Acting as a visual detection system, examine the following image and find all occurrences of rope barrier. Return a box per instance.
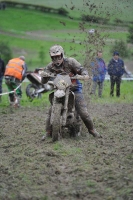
[0,82,23,96]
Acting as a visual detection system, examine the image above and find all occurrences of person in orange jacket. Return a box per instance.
[4,56,27,106]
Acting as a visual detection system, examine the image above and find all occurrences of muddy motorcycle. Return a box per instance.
[26,69,47,101]
[42,73,88,142]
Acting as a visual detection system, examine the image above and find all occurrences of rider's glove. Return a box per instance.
[34,68,40,73]
[40,71,49,77]
[83,75,89,81]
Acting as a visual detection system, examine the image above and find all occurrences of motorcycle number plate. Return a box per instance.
[54,90,65,98]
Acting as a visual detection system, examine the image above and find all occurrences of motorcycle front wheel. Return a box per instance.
[52,103,62,142]
[26,83,41,101]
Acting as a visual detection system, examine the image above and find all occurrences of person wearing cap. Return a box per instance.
[107,51,126,97]
[4,56,27,106]
[90,50,107,97]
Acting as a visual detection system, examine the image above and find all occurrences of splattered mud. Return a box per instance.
[0,103,133,200]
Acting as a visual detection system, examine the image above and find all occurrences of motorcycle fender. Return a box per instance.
[49,92,54,104]
[54,89,65,98]
[27,73,42,85]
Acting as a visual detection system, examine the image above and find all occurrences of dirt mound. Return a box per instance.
[0,103,133,200]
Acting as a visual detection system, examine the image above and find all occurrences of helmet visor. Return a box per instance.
[51,55,63,66]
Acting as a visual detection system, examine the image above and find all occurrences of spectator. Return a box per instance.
[4,56,27,107]
[0,2,6,10]
[90,50,107,97]
[0,55,5,102]
[108,51,126,97]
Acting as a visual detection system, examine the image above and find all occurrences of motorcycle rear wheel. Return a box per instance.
[52,103,62,142]
[26,83,41,101]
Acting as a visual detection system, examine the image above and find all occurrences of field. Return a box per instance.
[0,7,132,70]
[0,1,133,199]
[8,0,133,21]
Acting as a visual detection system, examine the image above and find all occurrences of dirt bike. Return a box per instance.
[42,72,88,142]
[26,68,48,101]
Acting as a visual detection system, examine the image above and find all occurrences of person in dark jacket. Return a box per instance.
[90,51,107,97]
[0,56,5,102]
[41,45,101,140]
[108,51,126,97]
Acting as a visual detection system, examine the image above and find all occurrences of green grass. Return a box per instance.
[10,0,133,22]
[106,32,128,41]
[0,6,132,79]
[0,7,130,68]
[0,80,133,110]
[0,30,114,67]
[0,8,81,32]
[53,31,127,41]
[0,6,132,64]
[88,80,133,104]
[0,81,50,108]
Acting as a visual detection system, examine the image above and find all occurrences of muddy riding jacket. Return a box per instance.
[44,57,88,93]
[108,58,125,77]
[4,58,27,81]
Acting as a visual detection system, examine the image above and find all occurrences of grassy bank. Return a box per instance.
[0,7,131,69]
[7,0,133,22]
[1,81,133,109]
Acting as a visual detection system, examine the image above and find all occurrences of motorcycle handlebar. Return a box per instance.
[71,75,90,80]
[42,73,90,81]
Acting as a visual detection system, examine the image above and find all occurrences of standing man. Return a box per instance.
[4,56,27,107]
[90,50,107,97]
[0,55,5,102]
[41,45,101,140]
[108,51,125,97]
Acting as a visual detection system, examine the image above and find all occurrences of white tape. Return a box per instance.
[0,82,22,96]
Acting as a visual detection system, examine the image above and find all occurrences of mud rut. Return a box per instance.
[0,103,133,200]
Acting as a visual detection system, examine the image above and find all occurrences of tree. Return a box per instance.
[127,25,133,44]
[110,40,129,58]
[0,42,12,64]
[58,8,68,16]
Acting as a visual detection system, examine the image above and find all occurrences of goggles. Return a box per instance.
[51,55,62,61]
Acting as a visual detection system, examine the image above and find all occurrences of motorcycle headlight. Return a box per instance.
[54,89,65,98]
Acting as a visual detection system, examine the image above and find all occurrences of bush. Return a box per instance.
[0,42,12,64]
[110,40,130,58]
[81,14,109,24]
[58,8,68,16]
[114,18,123,24]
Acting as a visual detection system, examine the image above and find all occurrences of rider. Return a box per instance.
[41,45,101,140]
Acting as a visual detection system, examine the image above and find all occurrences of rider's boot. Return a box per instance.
[89,129,102,138]
[42,131,52,141]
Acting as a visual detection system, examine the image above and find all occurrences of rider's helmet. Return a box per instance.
[49,45,64,67]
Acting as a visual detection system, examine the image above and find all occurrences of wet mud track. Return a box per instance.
[0,103,133,200]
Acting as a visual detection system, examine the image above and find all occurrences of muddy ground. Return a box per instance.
[0,102,133,200]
